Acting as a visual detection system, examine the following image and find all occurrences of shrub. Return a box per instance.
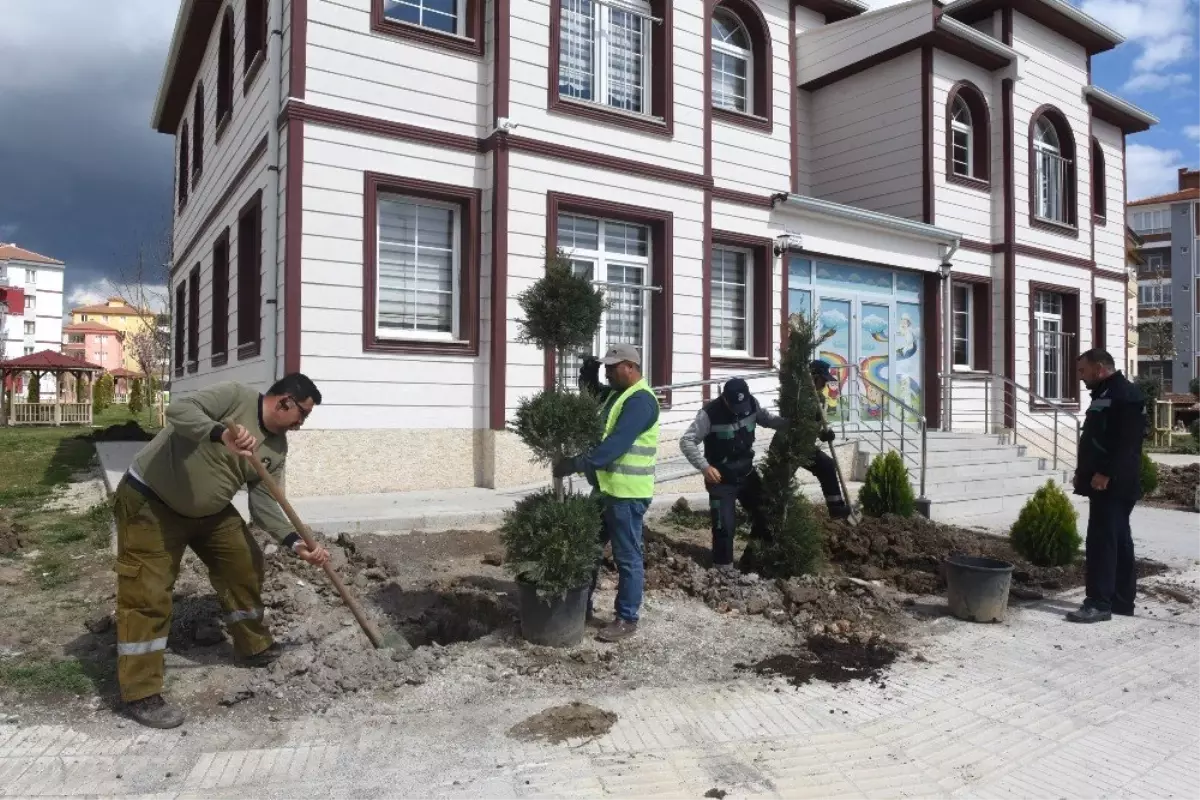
[128,378,144,416]
[509,388,603,469]
[740,495,824,579]
[515,248,606,376]
[1140,451,1159,496]
[92,374,114,412]
[501,489,603,599]
[858,451,916,518]
[27,377,40,403]
[1010,480,1081,567]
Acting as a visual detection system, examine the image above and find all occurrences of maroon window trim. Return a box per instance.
[951,274,993,372]
[370,0,485,56]
[945,80,990,189]
[1091,137,1107,225]
[211,228,231,367]
[177,122,189,212]
[1028,105,1079,236]
[187,264,201,373]
[191,84,205,188]
[236,190,264,360]
[173,282,186,377]
[710,0,773,133]
[547,0,674,137]
[709,231,772,369]
[1028,280,1081,409]
[543,192,673,400]
[362,173,482,356]
[216,9,234,137]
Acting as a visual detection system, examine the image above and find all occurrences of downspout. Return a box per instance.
[264,0,285,381]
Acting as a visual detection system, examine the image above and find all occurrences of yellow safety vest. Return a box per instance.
[596,378,660,499]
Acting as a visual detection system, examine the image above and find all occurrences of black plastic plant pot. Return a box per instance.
[944,554,1015,623]
[517,579,589,647]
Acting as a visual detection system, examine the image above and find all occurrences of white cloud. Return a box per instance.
[1185,125,1200,141]
[1080,0,1198,93]
[67,278,167,315]
[1126,143,1187,200]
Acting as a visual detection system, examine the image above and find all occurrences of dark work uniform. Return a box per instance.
[680,397,785,565]
[1073,370,1147,615]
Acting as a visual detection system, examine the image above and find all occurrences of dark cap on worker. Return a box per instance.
[810,359,834,380]
[721,378,754,415]
[601,343,642,366]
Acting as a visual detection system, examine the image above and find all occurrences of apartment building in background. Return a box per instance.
[0,243,66,396]
[66,296,159,374]
[1129,167,1200,394]
[151,0,1155,498]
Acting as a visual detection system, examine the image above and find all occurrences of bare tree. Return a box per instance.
[110,225,173,420]
[1137,263,1175,393]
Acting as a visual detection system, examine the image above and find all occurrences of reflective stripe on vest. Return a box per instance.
[595,378,660,498]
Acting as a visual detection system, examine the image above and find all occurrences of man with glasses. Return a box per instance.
[112,373,330,728]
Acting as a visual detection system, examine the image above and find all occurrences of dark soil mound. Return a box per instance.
[508,702,617,743]
[737,634,898,687]
[0,516,24,555]
[1148,463,1199,512]
[824,514,1167,596]
[88,421,154,442]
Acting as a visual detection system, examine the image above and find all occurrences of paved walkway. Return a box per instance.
[5,468,1200,797]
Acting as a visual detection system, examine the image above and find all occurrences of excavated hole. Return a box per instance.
[375,585,517,648]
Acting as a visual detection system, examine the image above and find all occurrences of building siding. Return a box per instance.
[932,50,996,243]
[1092,118,1126,272]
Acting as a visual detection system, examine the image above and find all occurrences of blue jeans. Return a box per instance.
[588,496,651,623]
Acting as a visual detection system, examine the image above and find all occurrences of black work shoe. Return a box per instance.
[1066,604,1112,623]
[596,619,638,643]
[125,694,185,729]
[1112,607,1135,617]
[240,642,285,668]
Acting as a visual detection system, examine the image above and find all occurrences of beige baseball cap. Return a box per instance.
[601,343,642,366]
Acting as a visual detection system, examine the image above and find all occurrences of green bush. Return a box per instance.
[501,489,603,599]
[740,495,824,579]
[509,388,603,469]
[1191,419,1199,442]
[515,248,606,366]
[1140,451,1159,496]
[27,377,40,403]
[1009,480,1081,567]
[858,451,916,518]
[92,374,114,412]
[128,378,144,415]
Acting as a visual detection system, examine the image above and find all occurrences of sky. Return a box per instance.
[0,0,1197,315]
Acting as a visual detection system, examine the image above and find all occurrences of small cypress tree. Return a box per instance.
[27,376,40,403]
[93,374,115,413]
[128,378,144,415]
[858,450,916,518]
[1139,451,1159,496]
[1010,480,1081,567]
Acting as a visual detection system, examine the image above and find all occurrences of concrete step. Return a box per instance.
[922,457,1057,483]
[923,470,1068,501]
[928,475,1073,522]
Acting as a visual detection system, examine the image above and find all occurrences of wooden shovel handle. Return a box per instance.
[222,420,384,648]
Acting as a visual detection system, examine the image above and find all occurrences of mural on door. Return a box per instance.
[788,258,924,426]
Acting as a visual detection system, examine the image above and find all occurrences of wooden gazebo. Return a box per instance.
[0,350,104,426]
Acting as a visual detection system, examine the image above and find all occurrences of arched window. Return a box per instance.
[1091,137,1107,223]
[710,1,772,129]
[245,0,267,74]
[216,9,234,125]
[1030,108,1076,228]
[945,82,989,184]
[178,122,189,211]
[192,84,204,186]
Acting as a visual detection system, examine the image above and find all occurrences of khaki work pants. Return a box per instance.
[112,478,272,701]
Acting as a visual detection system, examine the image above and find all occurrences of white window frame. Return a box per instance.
[1033,118,1070,225]
[558,0,654,117]
[711,7,753,115]
[25,295,35,312]
[374,192,462,343]
[1034,290,1065,401]
[382,0,466,37]
[951,283,973,370]
[558,212,653,383]
[710,245,753,357]
[23,346,34,356]
[25,269,36,285]
[950,95,973,177]
[24,320,36,336]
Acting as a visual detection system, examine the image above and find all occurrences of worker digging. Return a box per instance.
[111,373,330,729]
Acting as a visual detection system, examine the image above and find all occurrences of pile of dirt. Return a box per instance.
[507,701,617,744]
[1149,463,1199,512]
[87,421,154,442]
[642,534,903,639]
[0,516,24,556]
[736,633,899,688]
[824,514,1167,596]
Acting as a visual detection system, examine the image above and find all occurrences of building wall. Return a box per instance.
[931,50,997,244]
[1170,200,1197,392]
[1092,119,1126,272]
[0,258,65,395]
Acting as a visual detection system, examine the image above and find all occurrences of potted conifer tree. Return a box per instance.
[501,249,607,646]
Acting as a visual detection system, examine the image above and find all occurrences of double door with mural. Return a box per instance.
[787,258,925,427]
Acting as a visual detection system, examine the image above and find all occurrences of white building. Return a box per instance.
[151,0,1156,502]
[0,243,66,396]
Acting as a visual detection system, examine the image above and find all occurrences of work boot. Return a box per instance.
[125,694,185,729]
[596,619,638,643]
[828,501,852,521]
[1066,603,1111,623]
[240,642,286,668]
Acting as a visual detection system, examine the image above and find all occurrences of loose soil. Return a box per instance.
[0,515,24,556]
[1145,463,1199,512]
[507,701,617,744]
[736,634,899,688]
[824,513,1169,596]
[86,421,155,442]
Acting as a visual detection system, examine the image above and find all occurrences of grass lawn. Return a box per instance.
[0,404,161,697]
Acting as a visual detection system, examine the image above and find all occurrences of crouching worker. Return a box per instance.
[112,374,331,728]
[679,379,785,570]
[807,360,852,520]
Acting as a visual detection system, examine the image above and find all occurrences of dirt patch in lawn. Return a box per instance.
[507,701,617,744]
[0,515,25,555]
[1145,464,1199,512]
[823,514,1168,596]
[86,421,155,442]
[736,634,899,688]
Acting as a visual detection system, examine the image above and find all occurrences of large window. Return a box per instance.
[244,0,266,74]
[192,84,204,186]
[236,192,263,359]
[363,174,481,355]
[952,283,972,368]
[711,8,751,114]
[211,229,230,365]
[1131,209,1170,234]
[373,0,484,55]
[946,82,989,184]
[177,123,189,211]
[383,0,461,35]
[1031,109,1076,229]
[1139,282,1170,307]
[173,283,185,377]
[711,246,751,354]
[1031,287,1079,404]
[187,264,200,372]
[216,9,233,127]
[950,96,972,177]
[557,212,652,385]
[1091,138,1106,223]
[559,0,650,114]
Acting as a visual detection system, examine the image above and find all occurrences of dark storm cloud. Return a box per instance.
[0,1,179,305]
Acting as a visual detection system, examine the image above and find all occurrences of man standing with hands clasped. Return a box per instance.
[1070,349,1148,623]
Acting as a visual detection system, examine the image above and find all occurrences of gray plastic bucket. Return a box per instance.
[944,555,1015,623]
